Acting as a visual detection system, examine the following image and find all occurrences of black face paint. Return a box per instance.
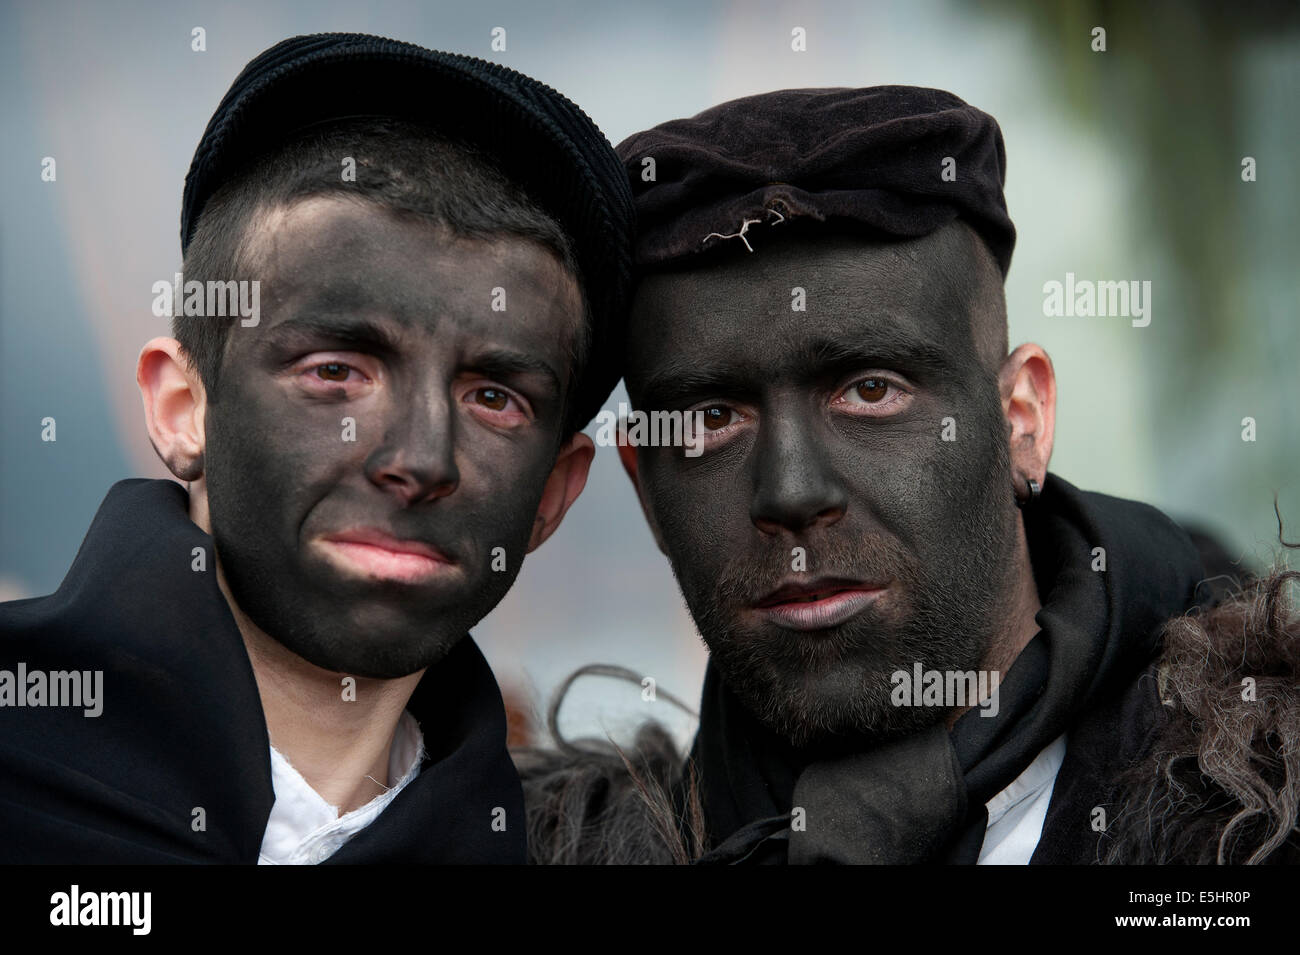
[203,196,580,678]
[625,228,1021,747]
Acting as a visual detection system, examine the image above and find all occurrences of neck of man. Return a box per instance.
[190,483,423,815]
[944,519,1041,729]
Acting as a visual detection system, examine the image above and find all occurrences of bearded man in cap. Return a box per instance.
[520,86,1299,865]
[0,33,633,864]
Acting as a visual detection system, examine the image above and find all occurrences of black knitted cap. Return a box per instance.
[182,32,634,429]
[615,86,1015,276]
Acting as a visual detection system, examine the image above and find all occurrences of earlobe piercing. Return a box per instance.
[1014,477,1041,509]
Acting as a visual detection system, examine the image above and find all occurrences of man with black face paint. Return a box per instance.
[592,87,1216,864]
[0,34,633,864]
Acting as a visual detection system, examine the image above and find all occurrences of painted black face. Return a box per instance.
[625,226,1021,747]
[203,196,580,678]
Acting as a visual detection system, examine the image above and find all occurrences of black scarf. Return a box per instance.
[688,474,1204,864]
[0,479,525,864]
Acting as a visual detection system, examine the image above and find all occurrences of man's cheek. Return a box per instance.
[647,479,731,584]
[858,415,997,515]
[463,448,553,552]
[212,424,340,507]
[814,439,935,544]
[206,408,338,545]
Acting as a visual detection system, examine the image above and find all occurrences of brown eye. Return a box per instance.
[701,405,732,431]
[317,362,350,382]
[475,387,510,412]
[856,378,889,402]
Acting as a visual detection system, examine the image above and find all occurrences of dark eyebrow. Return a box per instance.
[465,347,564,396]
[796,333,953,376]
[638,329,953,409]
[638,361,757,409]
[263,314,405,354]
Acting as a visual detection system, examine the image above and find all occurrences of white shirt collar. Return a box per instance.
[977,732,1068,864]
[258,709,425,865]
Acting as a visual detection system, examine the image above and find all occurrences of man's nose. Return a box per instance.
[749,409,848,536]
[365,387,460,505]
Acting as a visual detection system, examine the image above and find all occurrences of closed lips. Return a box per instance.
[323,529,448,561]
[756,578,882,607]
[317,529,456,585]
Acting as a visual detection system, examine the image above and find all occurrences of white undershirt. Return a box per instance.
[257,710,426,865]
[977,733,1068,864]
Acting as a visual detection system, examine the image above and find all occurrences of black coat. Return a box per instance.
[0,479,525,864]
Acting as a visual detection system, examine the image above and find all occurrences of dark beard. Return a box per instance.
[673,438,1019,749]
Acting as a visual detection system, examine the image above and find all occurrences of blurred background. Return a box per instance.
[2,0,1297,749]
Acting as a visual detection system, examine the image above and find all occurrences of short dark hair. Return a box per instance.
[175,116,590,432]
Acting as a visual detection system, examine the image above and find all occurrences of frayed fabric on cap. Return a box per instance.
[615,86,1015,275]
[182,32,634,428]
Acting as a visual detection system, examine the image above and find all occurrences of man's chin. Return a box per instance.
[729,666,950,749]
[287,634,460,680]
[269,623,464,680]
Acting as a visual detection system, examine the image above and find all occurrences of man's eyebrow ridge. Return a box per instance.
[466,347,564,393]
[797,332,953,373]
[264,313,406,352]
[637,359,755,406]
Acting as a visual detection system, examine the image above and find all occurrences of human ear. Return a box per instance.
[997,343,1056,492]
[526,431,595,552]
[137,337,207,481]
[616,427,668,556]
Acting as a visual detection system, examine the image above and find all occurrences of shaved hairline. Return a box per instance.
[940,219,1008,374]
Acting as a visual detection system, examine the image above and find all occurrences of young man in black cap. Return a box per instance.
[0,33,632,864]
[523,86,1297,865]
